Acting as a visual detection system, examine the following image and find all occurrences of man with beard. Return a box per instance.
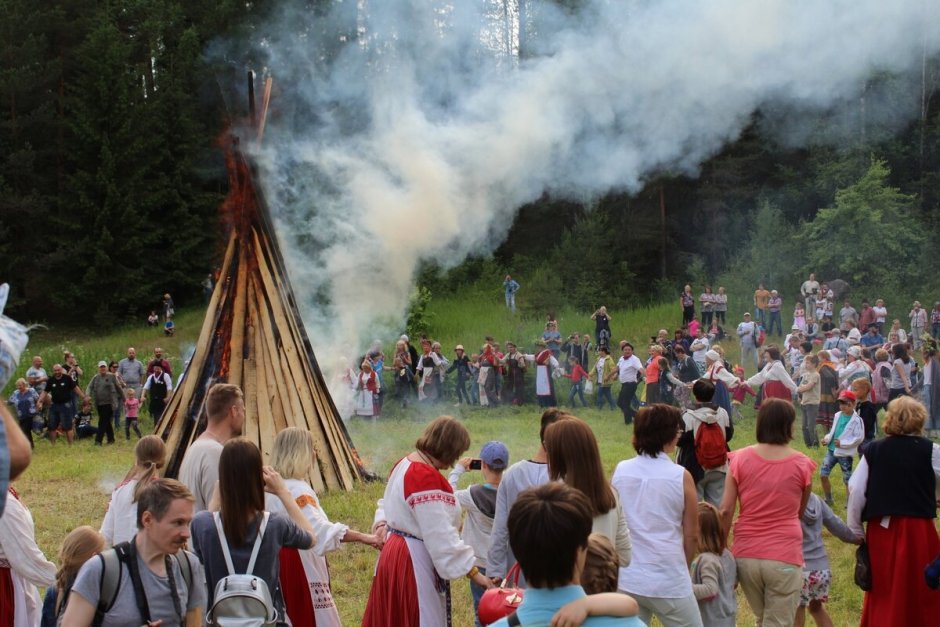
[43,363,86,445]
[177,384,245,512]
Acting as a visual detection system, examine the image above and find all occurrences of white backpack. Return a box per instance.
[206,511,278,627]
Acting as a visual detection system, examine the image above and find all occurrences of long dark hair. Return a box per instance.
[892,342,910,364]
[544,418,616,516]
[219,439,265,546]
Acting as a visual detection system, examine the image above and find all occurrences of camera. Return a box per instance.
[469,459,482,470]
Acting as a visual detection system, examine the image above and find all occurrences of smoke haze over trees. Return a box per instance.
[1,1,940,338]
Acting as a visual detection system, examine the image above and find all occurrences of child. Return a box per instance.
[468,354,481,405]
[549,533,642,626]
[820,389,864,506]
[691,502,736,626]
[449,441,510,627]
[796,354,821,448]
[41,526,105,626]
[730,366,756,423]
[392,356,413,409]
[146,310,158,326]
[74,398,97,439]
[124,388,143,440]
[794,302,807,332]
[563,355,590,407]
[795,494,863,627]
[446,345,472,405]
[850,378,878,454]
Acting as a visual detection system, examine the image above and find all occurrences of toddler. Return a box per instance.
[124,388,143,439]
[795,493,863,626]
[691,502,737,626]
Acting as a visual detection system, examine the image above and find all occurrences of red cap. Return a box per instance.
[838,390,856,402]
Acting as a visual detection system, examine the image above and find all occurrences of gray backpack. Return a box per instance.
[206,511,278,627]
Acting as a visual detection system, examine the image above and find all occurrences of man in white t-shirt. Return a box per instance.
[177,383,246,511]
[617,343,644,425]
[801,273,820,319]
[689,328,710,374]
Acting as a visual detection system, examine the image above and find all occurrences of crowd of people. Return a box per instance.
[8,347,178,448]
[2,274,940,626]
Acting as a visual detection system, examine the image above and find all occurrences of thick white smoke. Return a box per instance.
[246,0,940,378]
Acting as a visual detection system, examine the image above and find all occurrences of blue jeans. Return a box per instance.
[768,310,782,335]
[756,307,768,328]
[596,385,616,409]
[505,292,516,312]
[567,380,587,407]
[820,450,853,484]
[470,566,487,627]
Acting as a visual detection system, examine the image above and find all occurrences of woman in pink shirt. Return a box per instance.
[719,399,816,626]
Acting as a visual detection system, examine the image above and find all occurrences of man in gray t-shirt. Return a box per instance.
[62,479,206,626]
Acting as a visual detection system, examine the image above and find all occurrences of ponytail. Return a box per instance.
[131,435,166,502]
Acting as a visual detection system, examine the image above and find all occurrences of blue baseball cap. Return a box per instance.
[479,441,510,470]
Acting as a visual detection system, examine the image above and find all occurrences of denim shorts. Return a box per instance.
[820,450,853,479]
[48,402,74,431]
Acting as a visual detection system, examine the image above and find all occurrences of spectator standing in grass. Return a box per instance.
[872,299,888,333]
[544,418,633,567]
[177,383,245,512]
[888,342,914,400]
[140,362,173,423]
[162,293,174,320]
[123,388,143,439]
[501,341,527,406]
[592,307,613,350]
[753,283,771,329]
[700,286,715,328]
[796,354,821,448]
[617,344,644,425]
[447,344,472,406]
[8,378,40,448]
[714,287,728,325]
[613,404,702,626]
[800,274,820,322]
[681,286,695,327]
[488,409,569,585]
[564,355,591,407]
[931,302,940,340]
[736,313,759,372]
[718,399,816,627]
[593,346,618,411]
[503,275,520,313]
[909,300,927,350]
[147,347,172,378]
[100,435,166,546]
[847,396,940,626]
[268,428,380,627]
[449,441,510,627]
[26,356,47,397]
[766,290,783,337]
[86,360,123,446]
[43,363,85,445]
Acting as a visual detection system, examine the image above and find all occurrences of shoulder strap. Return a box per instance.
[116,541,151,625]
[214,511,269,576]
[247,512,269,575]
[92,549,123,627]
[507,612,522,626]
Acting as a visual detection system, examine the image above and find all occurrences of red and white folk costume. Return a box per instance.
[0,488,56,626]
[266,478,346,627]
[354,369,380,417]
[362,458,476,627]
[533,349,558,403]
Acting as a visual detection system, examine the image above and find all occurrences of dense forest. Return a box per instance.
[2,1,939,325]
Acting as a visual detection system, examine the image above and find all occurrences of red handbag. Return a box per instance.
[477,563,525,626]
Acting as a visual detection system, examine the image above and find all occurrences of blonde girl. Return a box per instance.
[43,526,105,623]
[267,427,379,627]
[99,435,165,545]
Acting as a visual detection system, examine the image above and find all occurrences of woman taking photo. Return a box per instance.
[847,396,940,626]
[612,404,701,626]
[719,398,816,626]
[544,418,632,567]
[100,435,165,546]
[266,428,380,627]
[190,439,316,626]
[363,416,493,626]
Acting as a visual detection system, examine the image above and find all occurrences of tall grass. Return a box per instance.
[8,297,900,626]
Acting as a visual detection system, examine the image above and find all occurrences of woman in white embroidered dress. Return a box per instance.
[363,416,494,626]
[266,428,381,627]
[0,487,56,626]
[99,435,165,546]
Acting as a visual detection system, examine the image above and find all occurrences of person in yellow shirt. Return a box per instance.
[753,282,771,328]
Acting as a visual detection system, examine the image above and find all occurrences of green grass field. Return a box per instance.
[6,299,876,626]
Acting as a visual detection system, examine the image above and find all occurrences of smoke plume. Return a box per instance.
[244,0,940,372]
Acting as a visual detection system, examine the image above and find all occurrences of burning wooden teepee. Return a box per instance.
[157,77,365,492]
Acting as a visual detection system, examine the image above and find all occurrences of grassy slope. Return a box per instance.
[10,300,879,626]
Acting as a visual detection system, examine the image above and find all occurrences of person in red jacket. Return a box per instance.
[563,356,590,407]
